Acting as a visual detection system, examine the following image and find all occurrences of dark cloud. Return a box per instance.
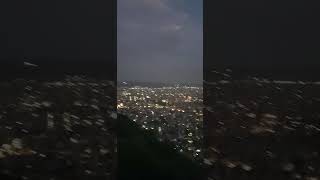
[205,0,320,70]
[0,0,115,60]
[0,0,116,80]
[118,0,202,83]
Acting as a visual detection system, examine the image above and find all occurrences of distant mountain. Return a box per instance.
[205,65,320,81]
[0,58,115,81]
[117,81,202,88]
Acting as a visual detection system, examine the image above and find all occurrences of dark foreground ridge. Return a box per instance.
[117,114,204,180]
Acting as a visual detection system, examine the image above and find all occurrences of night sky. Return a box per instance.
[205,0,320,80]
[2,0,319,81]
[0,0,116,80]
[118,0,203,83]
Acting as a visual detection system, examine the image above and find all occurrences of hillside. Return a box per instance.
[117,114,204,180]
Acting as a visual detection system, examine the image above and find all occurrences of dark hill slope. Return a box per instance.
[117,114,204,180]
